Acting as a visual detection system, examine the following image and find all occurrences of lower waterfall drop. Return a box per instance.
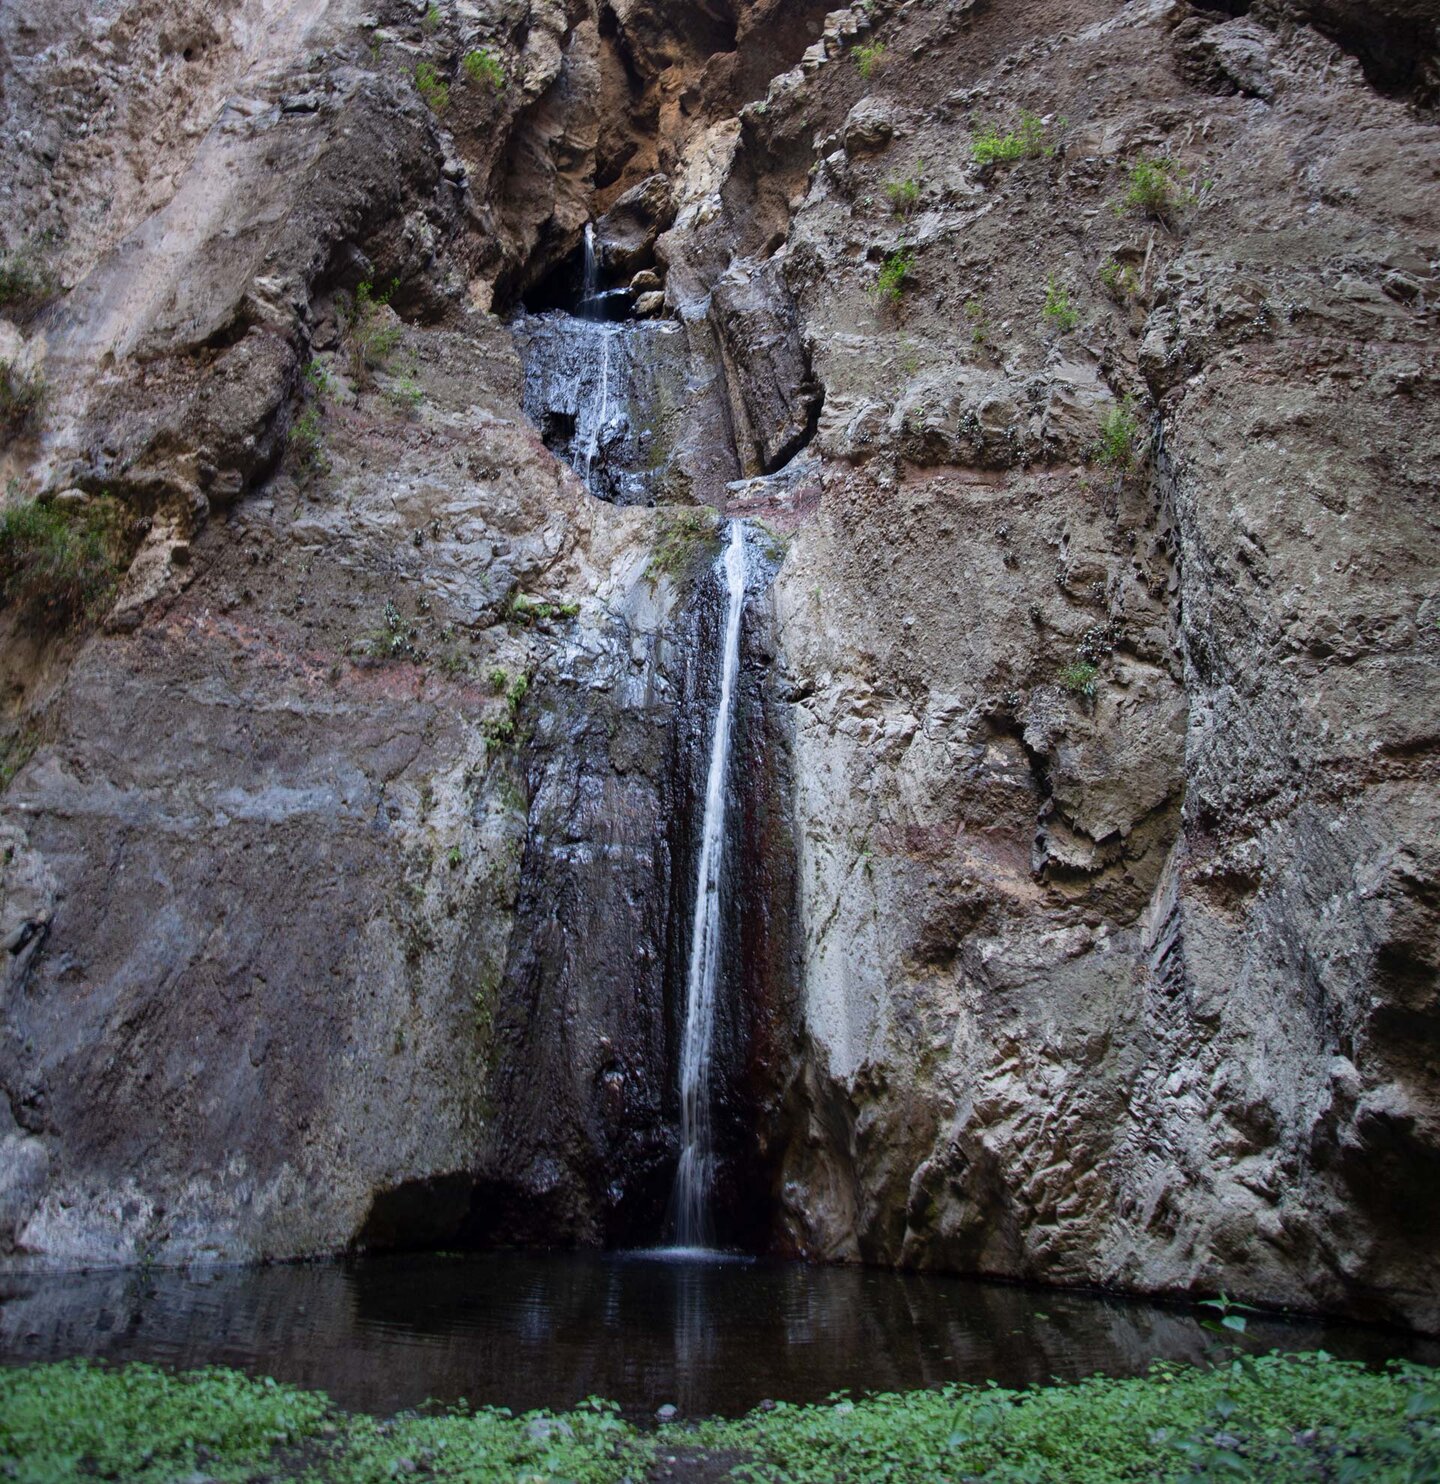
[670,520,748,1250]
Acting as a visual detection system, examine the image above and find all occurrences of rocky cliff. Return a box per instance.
[1,0,1437,1332]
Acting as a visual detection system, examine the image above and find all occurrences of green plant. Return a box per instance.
[1094,394,1143,472]
[1058,659,1099,699]
[358,600,421,662]
[852,40,886,79]
[0,360,47,438]
[383,371,424,415]
[463,47,505,89]
[446,844,463,869]
[483,667,531,752]
[0,495,133,631]
[873,249,913,304]
[884,165,924,217]
[963,298,993,349]
[971,109,1055,167]
[421,3,441,34]
[1042,274,1078,333]
[342,278,402,389]
[1099,257,1140,300]
[414,59,449,113]
[507,593,579,627]
[1120,157,1188,220]
[288,405,326,473]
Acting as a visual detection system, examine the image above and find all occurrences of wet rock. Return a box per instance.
[597,174,675,277]
[843,97,897,155]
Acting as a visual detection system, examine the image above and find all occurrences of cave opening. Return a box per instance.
[520,234,638,322]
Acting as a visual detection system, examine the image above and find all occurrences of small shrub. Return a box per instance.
[288,406,326,473]
[483,667,532,751]
[872,249,913,304]
[446,844,462,869]
[462,48,505,89]
[884,165,923,217]
[1099,258,1140,300]
[342,279,402,389]
[1094,395,1143,472]
[852,41,886,79]
[1058,660,1099,699]
[0,361,47,439]
[971,109,1055,167]
[964,298,992,349]
[414,60,449,113]
[0,495,133,631]
[1042,275,1078,333]
[1120,157,1188,220]
[420,3,441,34]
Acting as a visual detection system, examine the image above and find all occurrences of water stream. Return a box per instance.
[670,521,748,1249]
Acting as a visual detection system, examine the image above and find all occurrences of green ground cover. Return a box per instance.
[2,1351,1436,1482]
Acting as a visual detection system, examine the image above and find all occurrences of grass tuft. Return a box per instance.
[0,494,134,632]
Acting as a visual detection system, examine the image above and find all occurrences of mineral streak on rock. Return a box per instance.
[0,0,1437,1334]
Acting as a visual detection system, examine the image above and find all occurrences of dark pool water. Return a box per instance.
[2,1251,1435,1420]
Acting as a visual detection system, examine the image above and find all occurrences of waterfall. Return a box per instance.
[581,223,600,317]
[670,520,748,1249]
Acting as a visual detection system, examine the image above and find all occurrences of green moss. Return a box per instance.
[0,495,133,632]
[3,1353,1436,1483]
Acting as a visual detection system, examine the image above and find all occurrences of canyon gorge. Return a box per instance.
[0,0,1437,1342]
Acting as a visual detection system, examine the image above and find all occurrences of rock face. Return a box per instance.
[1,0,1438,1335]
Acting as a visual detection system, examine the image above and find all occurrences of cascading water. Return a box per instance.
[669,520,748,1249]
[514,225,685,506]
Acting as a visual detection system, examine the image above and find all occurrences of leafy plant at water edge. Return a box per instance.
[484,668,532,751]
[852,40,886,79]
[0,494,133,632]
[873,249,913,304]
[414,59,449,113]
[463,47,506,89]
[4,1352,1439,1483]
[1,360,47,438]
[1094,394,1143,472]
[1042,274,1078,332]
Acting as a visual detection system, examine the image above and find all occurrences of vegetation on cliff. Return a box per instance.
[3,1352,1436,1482]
